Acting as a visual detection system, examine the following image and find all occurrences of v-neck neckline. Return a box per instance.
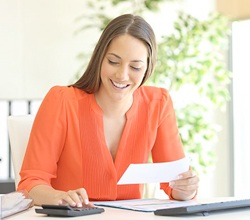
[89,91,139,167]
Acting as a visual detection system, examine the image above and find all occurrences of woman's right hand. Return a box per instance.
[29,185,93,207]
[57,188,91,207]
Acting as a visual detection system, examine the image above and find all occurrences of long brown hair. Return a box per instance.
[71,14,157,93]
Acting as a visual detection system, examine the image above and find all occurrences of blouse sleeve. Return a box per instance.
[18,86,68,192]
[151,88,185,199]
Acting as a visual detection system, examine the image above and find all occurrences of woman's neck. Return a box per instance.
[94,92,133,118]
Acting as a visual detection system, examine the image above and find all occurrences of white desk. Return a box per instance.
[6,203,250,220]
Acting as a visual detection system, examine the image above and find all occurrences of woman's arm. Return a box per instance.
[151,89,199,200]
[29,185,90,207]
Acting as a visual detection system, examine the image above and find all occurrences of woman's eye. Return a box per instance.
[131,66,141,71]
[108,59,118,65]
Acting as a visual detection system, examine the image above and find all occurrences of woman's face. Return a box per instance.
[98,34,148,102]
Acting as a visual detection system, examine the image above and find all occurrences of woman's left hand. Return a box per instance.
[169,169,199,201]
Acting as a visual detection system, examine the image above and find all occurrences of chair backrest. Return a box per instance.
[7,115,35,188]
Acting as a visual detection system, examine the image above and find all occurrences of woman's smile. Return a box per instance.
[110,80,130,89]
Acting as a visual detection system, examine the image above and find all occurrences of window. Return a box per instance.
[231,19,250,196]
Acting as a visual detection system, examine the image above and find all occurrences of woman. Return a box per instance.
[18,14,199,207]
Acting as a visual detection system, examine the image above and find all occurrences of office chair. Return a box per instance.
[7,115,35,188]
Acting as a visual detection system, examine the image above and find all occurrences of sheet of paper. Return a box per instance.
[1,190,33,218]
[117,157,190,185]
[94,198,198,212]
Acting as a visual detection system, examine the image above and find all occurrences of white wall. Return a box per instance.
[0,0,232,198]
[0,0,96,99]
[0,0,216,99]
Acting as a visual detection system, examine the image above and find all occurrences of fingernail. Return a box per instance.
[77,203,82,207]
[169,181,175,188]
[84,198,89,205]
[178,175,182,179]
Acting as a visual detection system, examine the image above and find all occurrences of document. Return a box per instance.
[1,190,33,218]
[94,198,197,212]
[117,157,190,185]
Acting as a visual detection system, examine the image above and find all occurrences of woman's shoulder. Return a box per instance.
[137,86,170,102]
[46,85,87,100]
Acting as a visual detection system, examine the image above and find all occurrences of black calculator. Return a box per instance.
[35,204,105,217]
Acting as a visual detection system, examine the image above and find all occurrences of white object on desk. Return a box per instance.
[6,199,250,220]
[94,198,197,212]
[117,157,190,185]
[1,190,33,218]
[7,115,35,188]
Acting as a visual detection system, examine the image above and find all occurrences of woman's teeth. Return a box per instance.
[112,80,128,89]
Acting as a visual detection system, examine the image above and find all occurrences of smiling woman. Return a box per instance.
[96,35,148,103]
[72,14,157,94]
[17,14,199,207]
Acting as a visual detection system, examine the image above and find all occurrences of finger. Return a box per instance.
[75,188,89,205]
[172,178,198,191]
[178,170,196,179]
[169,179,199,194]
[177,175,199,186]
[173,187,197,197]
[60,191,78,207]
[176,182,199,192]
[169,176,199,191]
[58,198,93,207]
[82,202,96,208]
[171,179,198,194]
[66,190,84,207]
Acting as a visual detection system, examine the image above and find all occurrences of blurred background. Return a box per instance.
[0,0,250,199]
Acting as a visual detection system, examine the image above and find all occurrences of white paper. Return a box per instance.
[117,157,190,185]
[94,198,198,212]
[1,191,33,218]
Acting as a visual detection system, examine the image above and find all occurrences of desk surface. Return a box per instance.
[6,204,250,219]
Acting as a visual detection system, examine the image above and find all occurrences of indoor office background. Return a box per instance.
[0,0,249,198]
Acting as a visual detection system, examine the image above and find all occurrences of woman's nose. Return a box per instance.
[115,66,129,80]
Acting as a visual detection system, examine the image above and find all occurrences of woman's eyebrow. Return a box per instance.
[107,53,121,59]
[107,53,145,63]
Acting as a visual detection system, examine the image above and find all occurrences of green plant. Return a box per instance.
[74,0,231,175]
[151,12,231,174]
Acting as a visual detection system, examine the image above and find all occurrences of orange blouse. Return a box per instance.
[18,86,185,200]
